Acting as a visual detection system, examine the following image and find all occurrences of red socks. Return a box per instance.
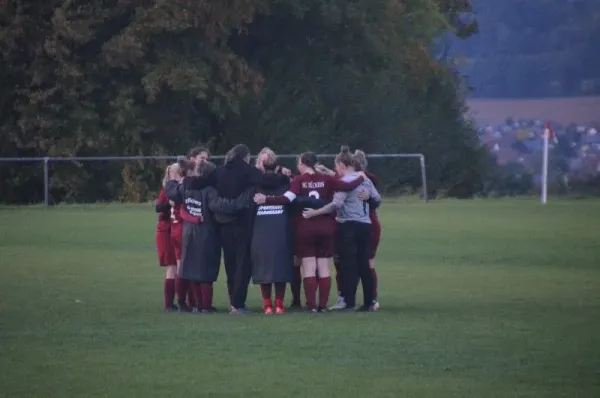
[291,267,302,304]
[372,268,378,298]
[318,277,331,308]
[261,284,273,308]
[303,276,317,309]
[274,283,286,308]
[200,283,213,310]
[164,278,175,308]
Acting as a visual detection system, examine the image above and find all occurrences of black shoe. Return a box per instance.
[201,308,217,314]
[339,306,357,313]
[304,307,318,313]
[317,306,329,313]
[164,305,179,313]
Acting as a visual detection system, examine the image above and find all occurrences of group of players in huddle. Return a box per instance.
[154,144,382,315]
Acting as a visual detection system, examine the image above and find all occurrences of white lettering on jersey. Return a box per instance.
[257,205,284,216]
[302,181,325,189]
[184,197,203,217]
[308,190,320,199]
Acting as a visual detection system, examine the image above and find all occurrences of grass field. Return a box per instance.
[1,199,599,397]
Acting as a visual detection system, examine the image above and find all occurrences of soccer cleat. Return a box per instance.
[372,299,380,311]
[264,306,274,315]
[289,301,302,311]
[317,306,329,313]
[164,305,179,313]
[201,307,217,314]
[329,297,347,310]
[275,306,286,315]
[305,307,318,313]
[229,306,252,315]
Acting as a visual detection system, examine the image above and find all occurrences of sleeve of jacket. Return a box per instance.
[165,180,184,204]
[208,187,254,214]
[294,196,328,210]
[368,197,381,210]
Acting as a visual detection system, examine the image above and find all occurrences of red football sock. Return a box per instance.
[175,277,189,306]
[303,276,317,309]
[318,276,331,308]
[191,282,202,309]
[372,268,378,298]
[275,283,286,308]
[164,278,175,308]
[291,267,302,304]
[200,283,213,310]
[260,284,273,308]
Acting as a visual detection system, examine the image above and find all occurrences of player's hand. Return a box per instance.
[254,193,267,204]
[357,171,370,181]
[302,208,317,219]
[168,200,175,207]
[281,167,292,177]
[357,189,370,201]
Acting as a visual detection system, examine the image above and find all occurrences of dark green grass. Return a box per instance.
[0,200,599,397]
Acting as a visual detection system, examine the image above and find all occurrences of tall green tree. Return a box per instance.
[0,0,486,203]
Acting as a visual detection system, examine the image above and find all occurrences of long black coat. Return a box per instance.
[165,179,252,282]
[250,173,294,284]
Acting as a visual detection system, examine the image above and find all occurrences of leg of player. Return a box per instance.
[200,282,215,313]
[301,257,318,311]
[330,254,346,310]
[316,258,332,312]
[261,283,273,314]
[274,283,286,314]
[176,261,193,312]
[164,265,177,312]
[290,256,302,308]
[370,259,379,310]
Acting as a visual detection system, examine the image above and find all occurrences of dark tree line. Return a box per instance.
[0,0,488,204]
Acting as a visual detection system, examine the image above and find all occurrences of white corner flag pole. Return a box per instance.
[541,123,550,204]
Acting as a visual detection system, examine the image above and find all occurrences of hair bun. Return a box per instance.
[340,145,350,153]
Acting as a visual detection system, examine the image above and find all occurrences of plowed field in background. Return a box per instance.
[467,97,600,126]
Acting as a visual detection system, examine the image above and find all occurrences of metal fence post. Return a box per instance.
[420,155,428,202]
[43,157,50,207]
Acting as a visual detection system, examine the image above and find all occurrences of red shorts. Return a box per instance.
[294,217,335,258]
[156,222,175,266]
[170,223,183,261]
[369,213,381,259]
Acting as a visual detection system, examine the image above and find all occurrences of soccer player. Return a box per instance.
[188,147,210,165]
[155,165,177,312]
[353,150,381,309]
[303,146,382,311]
[250,149,293,314]
[254,152,364,312]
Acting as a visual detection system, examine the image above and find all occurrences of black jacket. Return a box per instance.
[250,173,293,284]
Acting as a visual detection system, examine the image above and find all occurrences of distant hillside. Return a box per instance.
[466,97,600,126]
